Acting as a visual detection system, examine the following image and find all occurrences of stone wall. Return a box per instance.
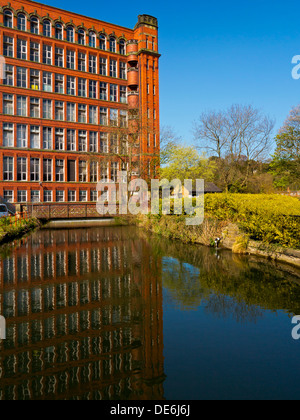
[221,223,300,268]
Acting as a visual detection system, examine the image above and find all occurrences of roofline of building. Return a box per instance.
[8,0,136,32]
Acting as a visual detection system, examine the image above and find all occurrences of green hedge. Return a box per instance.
[204,194,300,248]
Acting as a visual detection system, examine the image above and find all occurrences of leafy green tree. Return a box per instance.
[160,144,216,182]
[270,106,300,189]
[160,125,181,166]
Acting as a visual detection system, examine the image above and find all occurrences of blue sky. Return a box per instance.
[42,0,300,148]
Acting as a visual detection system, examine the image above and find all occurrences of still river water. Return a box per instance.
[1,225,300,400]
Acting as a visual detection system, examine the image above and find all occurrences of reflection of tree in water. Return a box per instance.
[203,294,264,324]
[143,232,300,320]
[162,258,210,310]
[162,257,264,323]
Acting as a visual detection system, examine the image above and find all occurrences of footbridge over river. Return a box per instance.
[24,203,119,224]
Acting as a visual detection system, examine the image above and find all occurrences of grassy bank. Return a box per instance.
[0,216,40,245]
[132,214,227,247]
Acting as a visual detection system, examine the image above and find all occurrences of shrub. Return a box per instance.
[204,194,300,248]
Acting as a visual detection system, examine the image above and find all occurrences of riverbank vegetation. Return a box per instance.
[270,105,300,190]
[130,194,300,250]
[0,216,40,245]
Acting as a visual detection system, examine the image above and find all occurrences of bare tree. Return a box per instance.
[193,110,230,158]
[87,108,159,200]
[193,105,275,190]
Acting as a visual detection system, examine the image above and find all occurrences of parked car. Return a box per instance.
[0,204,9,218]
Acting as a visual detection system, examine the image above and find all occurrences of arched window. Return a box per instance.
[17,13,26,31]
[109,36,116,53]
[43,19,51,37]
[66,26,74,42]
[99,34,106,50]
[30,17,39,34]
[55,23,63,40]
[78,28,85,45]
[89,31,96,48]
[4,10,13,28]
[119,39,126,55]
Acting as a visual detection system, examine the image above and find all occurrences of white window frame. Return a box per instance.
[3,123,14,147]
[67,76,76,95]
[110,59,117,78]
[30,126,40,149]
[30,158,40,181]
[43,127,53,150]
[78,104,87,123]
[55,23,63,40]
[17,67,27,88]
[17,157,27,181]
[4,10,13,28]
[30,97,40,118]
[89,32,96,48]
[89,105,98,124]
[67,103,76,122]
[30,42,40,62]
[17,124,28,148]
[43,158,53,182]
[55,128,64,150]
[17,13,26,31]
[67,129,76,151]
[4,64,14,86]
[78,29,85,45]
[89,132,98,153]
[44,190,53,202]
[17,190,27,203]
[55,47,64,67]
[17,96,27,116]
[55,100,64,121]
[3,36,14,57]
[99,57,107,76]
[30,17,39,35]
[99,35,106,50]
[66,26,74,43]
[66,50,75,69]
[43,99,52,119]
[55,159,64,182]
[43,20,51,37]
[43,45,52,65]
[43,71,52,92]
[109,37,116,53]
[31,190,40,203]
[3,157,14,181]
[3,94,14,115]
[78,130,87,151]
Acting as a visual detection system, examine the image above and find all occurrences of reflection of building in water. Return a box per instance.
[0,227,164,400]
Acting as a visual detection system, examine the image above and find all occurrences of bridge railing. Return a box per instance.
[24,203,118,219]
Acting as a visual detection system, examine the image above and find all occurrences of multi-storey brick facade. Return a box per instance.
[0,0,160,204]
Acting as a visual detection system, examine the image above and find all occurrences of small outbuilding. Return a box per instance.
[204,182,223,194]
[171,182,223,198]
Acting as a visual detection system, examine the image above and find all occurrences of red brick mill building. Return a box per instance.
[0,0,160,206]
